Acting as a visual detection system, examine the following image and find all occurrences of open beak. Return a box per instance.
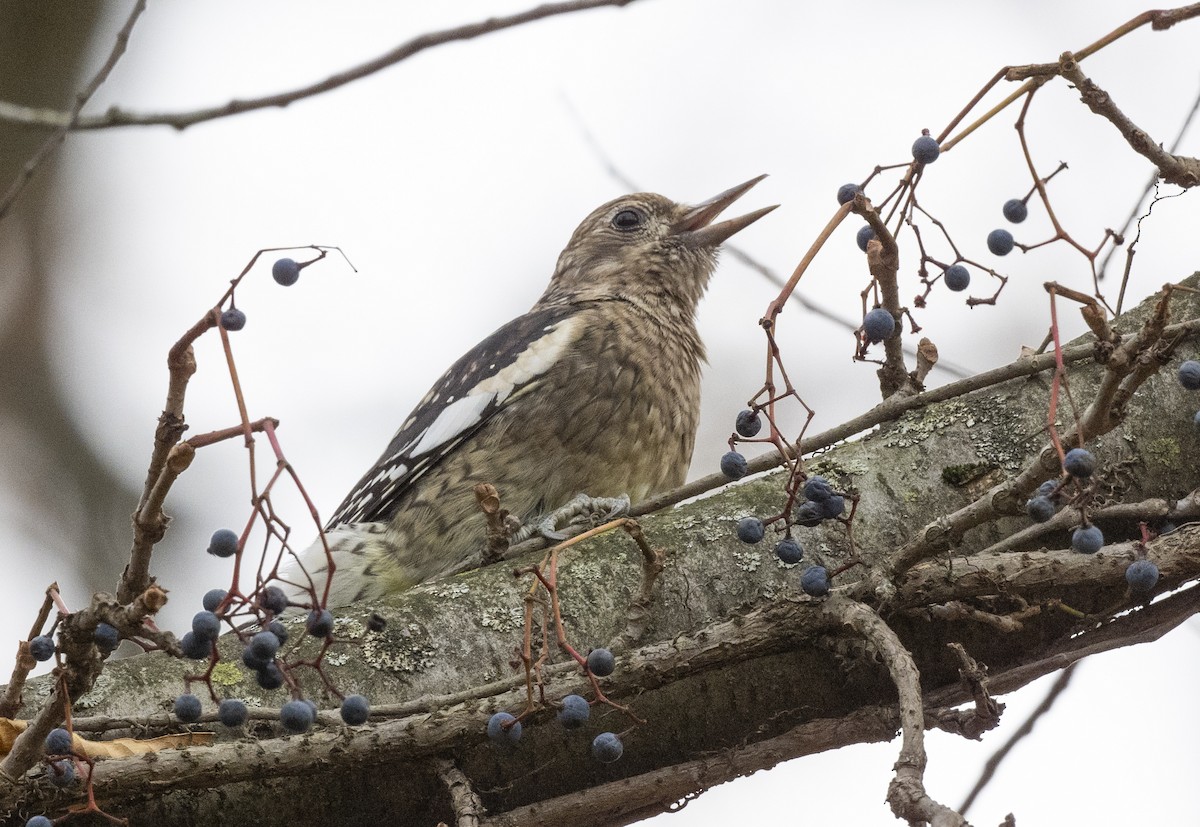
[673,174,778,247]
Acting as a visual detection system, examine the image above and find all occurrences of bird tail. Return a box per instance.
[285,523,395,610]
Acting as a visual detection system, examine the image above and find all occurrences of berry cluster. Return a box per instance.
[486,647,623,764]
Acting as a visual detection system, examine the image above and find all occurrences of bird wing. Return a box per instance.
[325,304,584,528]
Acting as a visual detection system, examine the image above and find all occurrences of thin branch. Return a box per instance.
[0,0,643,133]
[959,663,1078,816]
[0,0,147,221]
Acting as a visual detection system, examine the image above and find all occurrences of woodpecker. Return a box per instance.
[296,176,776,607]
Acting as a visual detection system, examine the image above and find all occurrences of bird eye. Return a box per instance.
[611,208,645,231]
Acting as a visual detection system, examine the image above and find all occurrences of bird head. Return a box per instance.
[543,175,776,314]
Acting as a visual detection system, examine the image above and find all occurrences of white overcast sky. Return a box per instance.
[2,1,1198,824]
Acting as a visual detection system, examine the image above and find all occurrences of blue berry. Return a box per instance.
[202,588,228,612]
[802,476,833,502]
[819,495,845,519]
[587,648,615,677]
[218,698,248,727]
[259,586,288,615]
[256,662,284,690]
[29,635,55,662]
[986,229,1015,256]
[174,693,203,723]
[591,731,624,763]
[1002,199,1028,223]
[943,264,970,292]
[340,694,370,725]
[1062,448,1095,478]
[94,622,119,651]
[736,516,765,544]
[267,620,290,645]
[557,694,590,729]
[306,609,334,638]
[242,646,269,670]
[911,134,940,164]
[180,631,211,660]
[735,409,762,437]
[1037,480,1059,498]
[800,566,831,597]
[863,308,895,343]
[1072,525,1104,554]
[1179,360,1200,390]
[856,225,876,252]
[45,728,72,755]
[207,528,239,558]
[836,183,862,205]
[280,699,314,733]
[47,758,75,787]
[272,257,301,287]
[774,538,803,565]
[192,610,221,642]
[220,308,247,331]
[1026,496,1055,523]
[487,711,522,745]
[720,451,749,480]
[794,501,824,527]
[247,631,281,662]
[26,816,53,827]
[1125,559,1159,593]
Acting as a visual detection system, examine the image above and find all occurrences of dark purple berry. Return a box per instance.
[720,451,749,480]
[220,308,247,331]
[306,609,334,638]
[29,635,55,662]
[1002,199,1028,223]
[587,647,615,677]
[94,622,119,651]
[340,694,370,725]
[487,711,522,745]
[591,731,624,763]
[863,308,895,343]
[1125,559,1159,592]
[800,566,831,597]
[202,588,228,612]
[943,264,970,292]
[280,699,314,733]
[1062,448,1095,478]
[207,528,239,558]
[259,586,288,615]
[736,516,765,544]
[256,662,284,690]
[803,476,833,502]
[795,501,824,527]
[856,225,876,252]
[218,698,248,727]
[271,257,301,286]
[180,631,211,660]
[248,631,281,661]
[46,759,75,787]
[557,694,590,729]
[735,409,762,437]
[174,693,203,723]
[819,495,845,519]
[912,134,940,164]
[836,183,862,205]
[1179,360,1200,390]
[774,538,803,565]
[1072,525,1104,554]
[987,229,1015,255]
[1026,496,1055,523]
[45,728,72,755]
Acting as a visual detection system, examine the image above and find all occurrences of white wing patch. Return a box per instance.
[475,317,580,397]
[403,318,581,459]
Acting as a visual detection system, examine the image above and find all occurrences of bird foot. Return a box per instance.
[536,493,631,541]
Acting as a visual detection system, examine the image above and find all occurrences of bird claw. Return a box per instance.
[537,493,631,542]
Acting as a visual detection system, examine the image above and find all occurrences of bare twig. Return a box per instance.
[826,596,967,825]
[959,663,1078,816]
[0,0,147,220]
[0,0,643,133]
[435,758,486,827]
